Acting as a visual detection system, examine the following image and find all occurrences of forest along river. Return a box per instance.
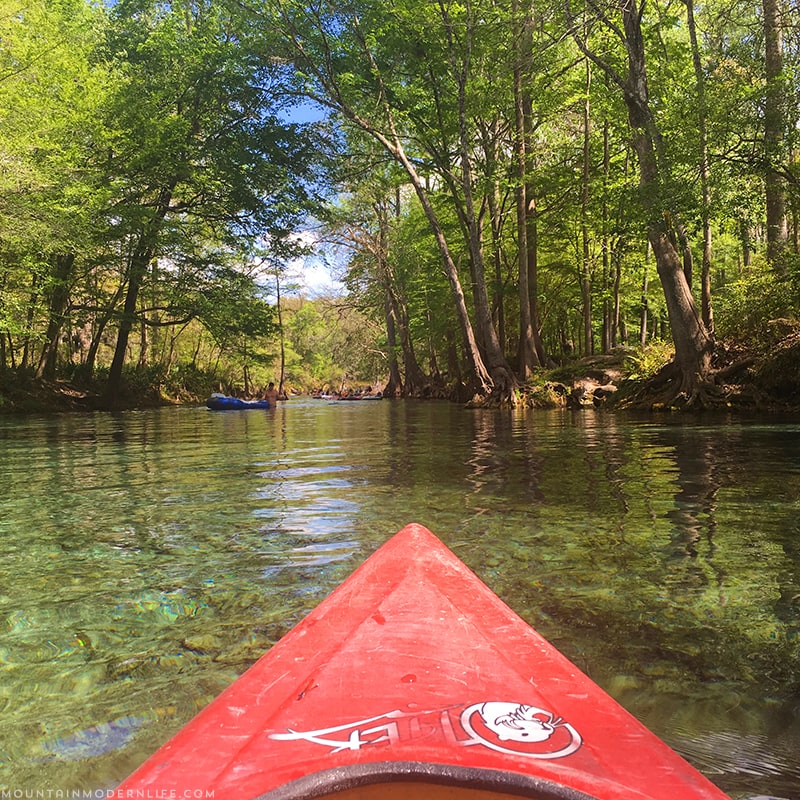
[1,399,799,798]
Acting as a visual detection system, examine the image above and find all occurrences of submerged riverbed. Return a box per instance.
[1,399,798,797]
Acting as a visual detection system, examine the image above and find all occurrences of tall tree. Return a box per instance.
[684,0,714,332]
[436,0,517,396]
[326,176,431,397]
[763,0,788,269]
[0,0,109,376]
[580,49,594,356]
[97,0,319,405]
[266,0,522,400]
[512,0,541,377]
[571,0,714,405]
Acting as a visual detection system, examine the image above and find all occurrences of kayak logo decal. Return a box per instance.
[269,701,582,760]
[269,710,408,753]
[461,702,582,759]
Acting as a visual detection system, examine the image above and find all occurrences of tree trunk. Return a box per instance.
[650,230,712,382]
[601,117,611,353]
[21,273,39,370]
[639,256,649,349]
[35,253,75,381]
[84,282,125,379]
[105,243,153,406]
[763,0,788,270]
[616,0,713,400]
[523,95,549,368]
[105,185,173,407]
[611,243,623,348]
[138,317,149,368]
[513,0,538,379]
[434,1,517,402]
[456,94,517,399]
[580,54,593,357]
[484,121,507,355]
[403,161,493,395]
[382,290,403,398]
[374,194,425,397]
[740,218,752,269]
[685,0,714,332]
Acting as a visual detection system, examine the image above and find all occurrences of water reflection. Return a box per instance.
[1,404,799,797]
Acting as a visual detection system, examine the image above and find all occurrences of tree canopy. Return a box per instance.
[0,0,798,409]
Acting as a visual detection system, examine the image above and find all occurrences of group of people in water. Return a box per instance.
[310,386,383,400]
[215,382,384,404]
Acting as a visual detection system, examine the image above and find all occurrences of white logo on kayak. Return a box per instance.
[269,710,408,753]
[269,701,581,759]
[461,702,582,759]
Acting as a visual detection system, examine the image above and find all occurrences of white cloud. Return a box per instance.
[284,229,346,297]
[255,229,345,299]
[292,257,344,297]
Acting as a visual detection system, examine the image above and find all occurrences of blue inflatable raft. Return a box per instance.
[206,394,271,411]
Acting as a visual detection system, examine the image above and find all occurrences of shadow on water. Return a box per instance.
[0,403,799,797]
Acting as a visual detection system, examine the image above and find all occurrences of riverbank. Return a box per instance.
[521,329,800,413]
[0,374,176,413]
[2,332,799,414]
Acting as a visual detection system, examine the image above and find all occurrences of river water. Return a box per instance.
[1,399,799,798]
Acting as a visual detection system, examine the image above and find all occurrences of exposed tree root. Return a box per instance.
[615,356,768,412]
[464,365,520,408]
[490,365,520,407]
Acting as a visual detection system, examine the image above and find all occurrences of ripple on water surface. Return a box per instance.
[1,405,800,798]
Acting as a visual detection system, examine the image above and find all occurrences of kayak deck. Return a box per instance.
[115,524,731,800]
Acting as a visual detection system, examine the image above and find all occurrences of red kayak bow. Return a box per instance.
[114,523,731,800]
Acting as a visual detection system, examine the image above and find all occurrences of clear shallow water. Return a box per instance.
[1,400,799,798]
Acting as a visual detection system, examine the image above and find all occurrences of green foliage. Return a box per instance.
[0,0,329,398]
[282,300,339,384]
[0,0,110,362]
[119,363,168,397]
[165,363,225,399]
[197,269,279,349]
[281,297,381,389]
[1,0,800,399]
[713,264,794,347]
[623,342,675,381]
